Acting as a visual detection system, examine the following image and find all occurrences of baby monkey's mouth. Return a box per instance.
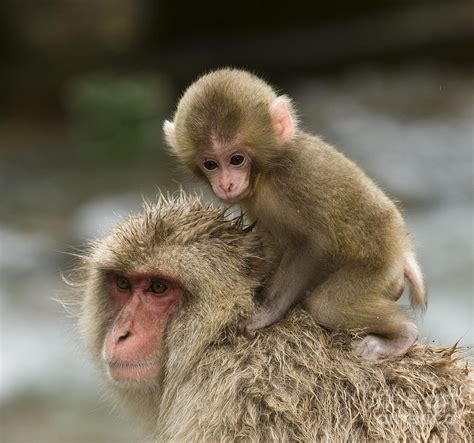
[217,187,250,204]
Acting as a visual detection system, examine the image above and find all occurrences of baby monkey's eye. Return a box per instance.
[116,276,130,290]
[230,154,245,166]
[203,160,218,171]
[149,280,168,295]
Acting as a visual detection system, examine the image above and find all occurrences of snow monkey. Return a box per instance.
[163,69,426,358]
[75,196,471,442]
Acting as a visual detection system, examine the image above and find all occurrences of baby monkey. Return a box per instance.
[163,68,426,358]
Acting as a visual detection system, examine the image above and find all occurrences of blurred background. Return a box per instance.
[1,1,473,442]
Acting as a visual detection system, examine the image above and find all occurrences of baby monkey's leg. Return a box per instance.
[303,265,418,359]
[240,250,315,336]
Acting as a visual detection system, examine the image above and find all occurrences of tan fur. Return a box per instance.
[165,69,426,358]
[76,195,472,442]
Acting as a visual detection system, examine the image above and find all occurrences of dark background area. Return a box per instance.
[1,0,473,105]
[1,1,473,442]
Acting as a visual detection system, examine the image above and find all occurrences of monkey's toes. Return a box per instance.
[351,335,386,360]
[237,319,256,339]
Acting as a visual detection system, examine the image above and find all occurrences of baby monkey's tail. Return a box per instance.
[404,250,427,311]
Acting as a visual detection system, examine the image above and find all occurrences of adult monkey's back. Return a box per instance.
[75,195,472,442]
[163,68,426,359]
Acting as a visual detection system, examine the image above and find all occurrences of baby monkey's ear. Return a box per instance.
[163,120,177,149]
[270,95,295,143]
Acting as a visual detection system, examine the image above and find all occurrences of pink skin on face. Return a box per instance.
[200,147,252,204]
[103,273,183,384]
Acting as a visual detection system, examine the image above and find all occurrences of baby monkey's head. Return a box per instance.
[163,68,297,204]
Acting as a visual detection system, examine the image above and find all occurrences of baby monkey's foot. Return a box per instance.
[238,308,275,338]
[237,318,256,338]
[351,324,418,359]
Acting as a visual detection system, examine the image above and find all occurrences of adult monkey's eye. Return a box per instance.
[149,280,168,295]
[203,160,218,171]
[230,154,245,166]
[116,276,130,290]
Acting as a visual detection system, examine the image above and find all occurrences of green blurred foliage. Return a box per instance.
[66,74,173,164]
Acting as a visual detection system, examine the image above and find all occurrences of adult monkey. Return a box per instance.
[75,195,472,441]
[163,68,426,358]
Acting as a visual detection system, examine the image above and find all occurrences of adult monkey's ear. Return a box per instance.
[270,95,295,143]
[163,120,177,149]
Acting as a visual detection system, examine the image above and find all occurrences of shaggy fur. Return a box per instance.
[159,312,473,442]
[77,195,473,442]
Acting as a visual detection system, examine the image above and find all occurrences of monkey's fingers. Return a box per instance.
[237,318,257,339]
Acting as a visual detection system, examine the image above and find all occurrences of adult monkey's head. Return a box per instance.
[78,196,267,390]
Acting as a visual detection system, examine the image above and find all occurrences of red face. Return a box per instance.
[102,273,183,384]
[199,147,252,204]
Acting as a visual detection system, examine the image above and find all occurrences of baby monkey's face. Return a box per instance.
[199,147,253,204]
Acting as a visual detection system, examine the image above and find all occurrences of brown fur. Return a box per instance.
[164,68,426,357]
[76,195,472,442]
[168,69,287,176]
